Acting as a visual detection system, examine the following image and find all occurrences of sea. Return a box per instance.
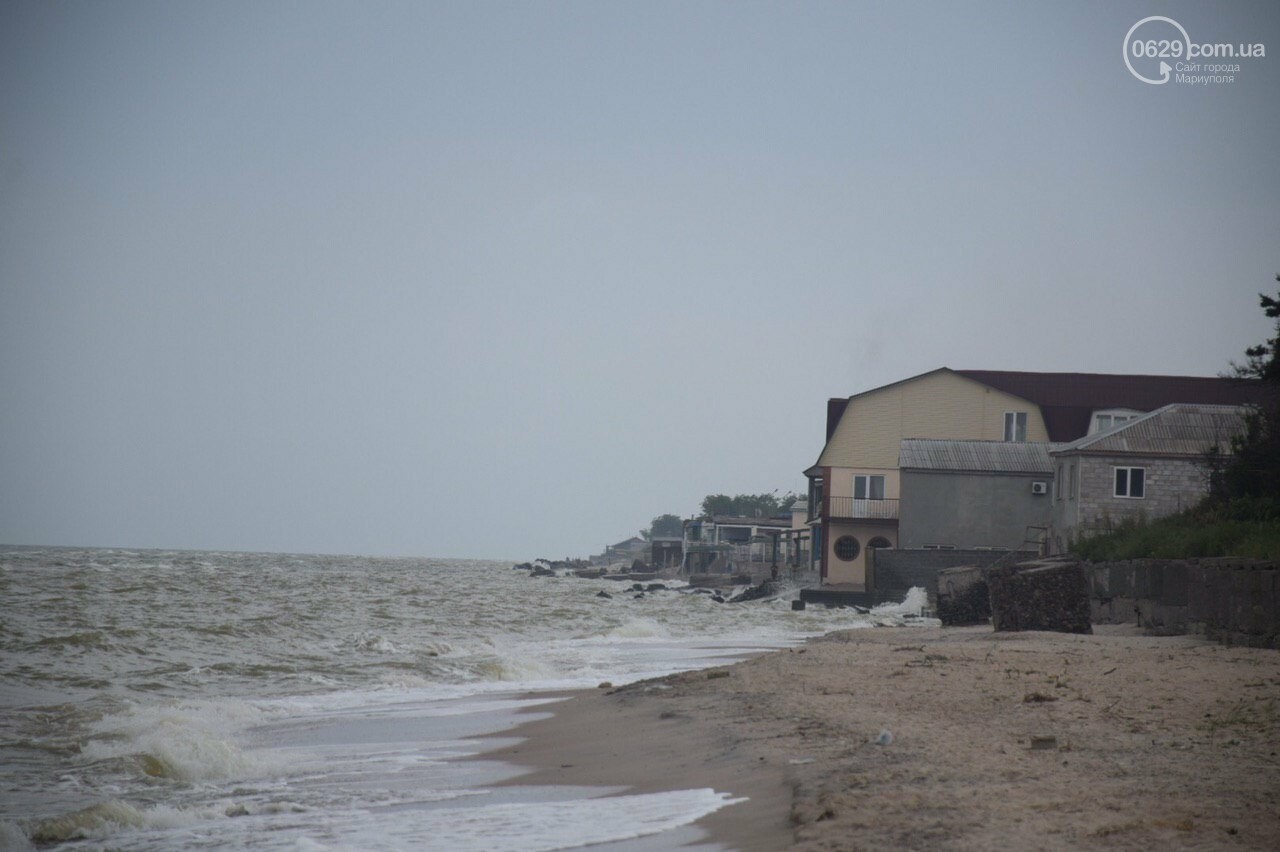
[0,546,932,851]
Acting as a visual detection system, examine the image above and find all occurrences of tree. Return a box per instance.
[1211,277,1280,501]
[1231,277,1280,383]
[699,492,799,520]
[641,514,684,540]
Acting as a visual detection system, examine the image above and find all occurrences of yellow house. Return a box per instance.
[805,369,1048,587]
[805,367,1267,588]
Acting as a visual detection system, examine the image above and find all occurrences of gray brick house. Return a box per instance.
[1048,404,1247,553]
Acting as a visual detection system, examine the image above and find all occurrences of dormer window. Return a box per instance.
[1003,411,1027,442]
[1091,408,1142,433]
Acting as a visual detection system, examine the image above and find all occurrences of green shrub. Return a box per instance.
[1071,502,1280,562]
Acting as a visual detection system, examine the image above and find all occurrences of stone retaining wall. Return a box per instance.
[1089,557,1279,648]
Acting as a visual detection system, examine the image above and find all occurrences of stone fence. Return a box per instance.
[1090,557,1279,648]
[870,548,1038,601]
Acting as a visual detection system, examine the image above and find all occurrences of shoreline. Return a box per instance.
[480,624,1280,850]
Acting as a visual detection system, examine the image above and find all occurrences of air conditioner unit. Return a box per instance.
[1031,481,1048,495]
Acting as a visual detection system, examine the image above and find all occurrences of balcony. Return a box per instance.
[823,496,899,521]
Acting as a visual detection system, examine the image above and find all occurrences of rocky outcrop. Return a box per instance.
[986,560,1091,634]
[729,579,781,604]
[515,557,592,577]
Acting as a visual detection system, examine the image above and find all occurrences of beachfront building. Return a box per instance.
[1048,403,1248,554]
[595,536,648,566]
[681,515,791,574]
[897,439,1063,551]
[806,369,1263,589]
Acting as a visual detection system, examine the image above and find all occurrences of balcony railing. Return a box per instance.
[824,496,899,521]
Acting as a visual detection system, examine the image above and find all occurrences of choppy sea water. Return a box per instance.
[0,547,931,850]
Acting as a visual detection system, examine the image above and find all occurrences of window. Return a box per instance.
[833,536,861,561]
[1068,462,1076,501]
[1055,463,1063,500]
[1114,467,1146,498]
[1091,409,1142,434]
[1096,414,1133,431]
[867,536,892,550]
[1003,412,1028,442]
[854,475,885,500]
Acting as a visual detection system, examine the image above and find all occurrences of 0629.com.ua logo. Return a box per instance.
[1124,16,1265,85]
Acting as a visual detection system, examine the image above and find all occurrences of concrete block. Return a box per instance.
[934,565,990,626]
[988,560,1091,634]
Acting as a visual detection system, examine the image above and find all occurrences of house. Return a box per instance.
[806,368,1263,588]
[1048,403,1248,553]
[681,515,791,574]
[780,499,814,569]
[599,536,648,564]
[898,439,1064,551]
[650,537,683,571]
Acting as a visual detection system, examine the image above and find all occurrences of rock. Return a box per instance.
[596,590,612,599]
[597,681,613,689]
[633,593,645,599]
[986,560,1092,634]
[934,565,990,626]
[530,567,556,577]
[513,562,534,571]
[711,594,726,603]
[631,583,645,592]
[729,579,780,603]
[791,599,806,611]
[646,583,667,592]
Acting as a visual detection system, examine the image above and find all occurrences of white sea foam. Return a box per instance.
[280,788,745,852]
[601,616,668,639]
[872,585,932,618]
[82,698,283,782]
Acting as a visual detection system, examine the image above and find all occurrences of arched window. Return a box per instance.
[867,536,892,550]
[833,536,860,562]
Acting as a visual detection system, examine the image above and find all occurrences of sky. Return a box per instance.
[2,1,1278,560]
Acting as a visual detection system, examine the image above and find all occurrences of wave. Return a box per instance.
[24,800,214,844]
[81,698,280,783]
[870,586,931,618]
[32,631,112,651]
[600,617,669,639]
[336,788,747,851]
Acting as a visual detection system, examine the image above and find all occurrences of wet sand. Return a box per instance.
[484,624,1280,850]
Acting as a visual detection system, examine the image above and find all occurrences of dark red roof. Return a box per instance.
[826,398,850,442]
[955,370,1266,441]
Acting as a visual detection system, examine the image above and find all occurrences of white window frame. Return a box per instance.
[1114,466,1146,499]
[853,474,885,500]
[1091,408,1142,434]
[1003,411,1028,442]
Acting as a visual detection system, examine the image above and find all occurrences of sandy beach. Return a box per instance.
[486,624,1280,851]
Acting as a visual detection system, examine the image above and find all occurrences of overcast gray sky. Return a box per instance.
[2,1,1277,560]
